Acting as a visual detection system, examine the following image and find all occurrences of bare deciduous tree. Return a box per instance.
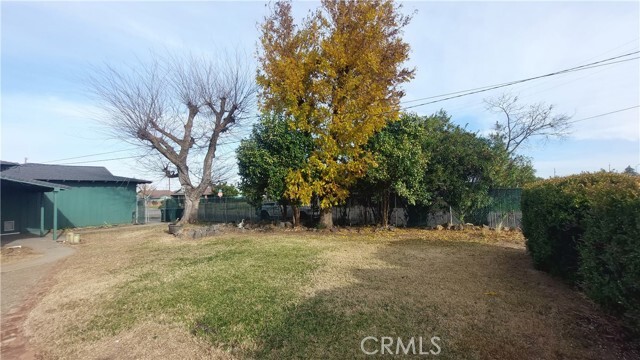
[485,93,572,156]
[137,183,157,199]
[89,52,256,224]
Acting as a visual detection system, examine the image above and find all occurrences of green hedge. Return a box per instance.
[521,172,640,332]
[579,179,640,331]
[521,174,599,281]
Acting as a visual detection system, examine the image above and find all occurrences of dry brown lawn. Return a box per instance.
[22,224,638,359]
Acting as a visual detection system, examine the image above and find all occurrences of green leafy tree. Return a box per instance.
[369,111,500,226]
[488,141,537,187]
[360,113,430,227]
[421,111,496,222]
[257,0,415,227]
[236,113,313,225]
[212,182,240,198]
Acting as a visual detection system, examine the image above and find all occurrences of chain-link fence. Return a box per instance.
[136,198,162,224]
[406,189,522,228]
[140,189,522,228]
[135,198,146,224]
[197,197,259,223]
[336,189,522,228]
[468,188,522,228]
[153,196,259,224]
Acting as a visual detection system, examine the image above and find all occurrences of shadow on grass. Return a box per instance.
[252,239,639,360]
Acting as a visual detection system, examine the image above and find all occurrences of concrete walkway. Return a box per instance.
[1,235,75,317]
[1,235,75,359]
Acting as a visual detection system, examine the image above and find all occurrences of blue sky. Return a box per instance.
[2,1,639,190]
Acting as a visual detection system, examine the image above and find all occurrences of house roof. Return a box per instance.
[145,190,173,198]
[0,163,151,184]
[171,186,215,197]
[0,173,71,192]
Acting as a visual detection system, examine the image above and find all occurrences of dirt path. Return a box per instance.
[1,236,75,359]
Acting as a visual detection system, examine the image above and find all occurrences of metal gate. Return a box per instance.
[135,198,162,224]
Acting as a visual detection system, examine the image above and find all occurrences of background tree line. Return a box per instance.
[237,109,539,227]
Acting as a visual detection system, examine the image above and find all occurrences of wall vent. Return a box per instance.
[4,221,15,232]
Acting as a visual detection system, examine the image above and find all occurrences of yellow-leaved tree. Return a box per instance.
[257,0,414,227]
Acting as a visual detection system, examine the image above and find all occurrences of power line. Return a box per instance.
[43,136,243,165]
[567,105,639,124]
[42,148,138,163]
[400,51,639,105]
[57,155,142,165]
[402,57,639,111]
[232,51,638,120]
[181,51,640,123]
[519,38,639,95]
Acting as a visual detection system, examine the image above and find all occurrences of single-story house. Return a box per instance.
[1,162,150,237]
[170,186,216,199]
[140,190,174,207]
[0,173,70,238]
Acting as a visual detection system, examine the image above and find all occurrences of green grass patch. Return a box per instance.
[82,237,323,353]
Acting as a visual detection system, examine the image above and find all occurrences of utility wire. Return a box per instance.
[403,57,639,111]
[57,155,142,165]
[400,43,640,115]
[400,51,639,105]
[222,52,639,121]
[42,148,138,163]
[567,105,639,124]
[43,135,243,164]
[46,52,639,166]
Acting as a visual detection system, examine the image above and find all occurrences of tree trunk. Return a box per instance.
[281,203,288,221]
[364,198,369,224]
[381,190,390,228]
[319,207,333,228]
[292,205,301,227]
[179,189,201,225]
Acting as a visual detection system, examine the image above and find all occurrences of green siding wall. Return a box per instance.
[0,189,43,234]
[44,182,138,229]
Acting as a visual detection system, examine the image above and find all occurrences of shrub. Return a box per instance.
[522,172,640,332]
[579,179,640,332]
[521,175,597,281]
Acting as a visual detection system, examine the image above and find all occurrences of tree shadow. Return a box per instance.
[252,238,638,359]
